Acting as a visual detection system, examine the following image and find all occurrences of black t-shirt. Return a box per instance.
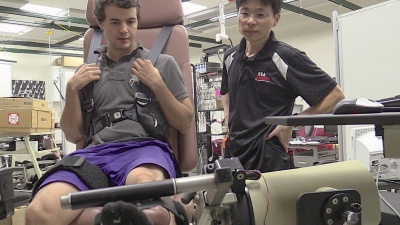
[221,31,337,172]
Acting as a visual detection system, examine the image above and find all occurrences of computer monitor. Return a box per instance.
[324,124,338,136]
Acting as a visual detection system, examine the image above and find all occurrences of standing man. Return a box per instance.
[25,0,193,225]
[221,0,345,172]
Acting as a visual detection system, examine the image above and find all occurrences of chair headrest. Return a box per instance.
[86,0,184,29]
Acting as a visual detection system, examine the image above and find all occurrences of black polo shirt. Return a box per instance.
[221,31,337,172]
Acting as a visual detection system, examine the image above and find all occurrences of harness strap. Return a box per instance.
[135,25,173,143]
[82,28,103,147]
[135,93,167,142]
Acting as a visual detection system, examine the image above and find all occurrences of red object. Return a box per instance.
[212,139,223,155]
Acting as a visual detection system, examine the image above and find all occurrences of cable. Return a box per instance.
[379,191,400,219]
[228,37,233,47]
[374,161,400,222]
[53,82,65,101]
[261,174,270,225]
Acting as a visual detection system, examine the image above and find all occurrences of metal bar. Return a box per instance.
[56,35,85,45]
[0,17,87,33]
[185,18,218,30]
[0,47,83,58]
[0,40,82,51]
[189,42,202,48]
[189,35,221,44]
[0,6,87,24]
[282,3,331,23]
[328,0,362,11]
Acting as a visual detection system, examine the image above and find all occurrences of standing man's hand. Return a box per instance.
[68,63,101,91]
[266,125,293,153]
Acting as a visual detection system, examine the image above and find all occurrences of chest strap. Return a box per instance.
[88,104,167,144]
[90,109,135,136]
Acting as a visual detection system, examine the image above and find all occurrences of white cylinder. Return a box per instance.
[246,160,380,225]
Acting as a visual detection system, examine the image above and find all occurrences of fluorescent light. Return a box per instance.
[20,4,65,16]
[182,2,208,16]
[0,23,29,34]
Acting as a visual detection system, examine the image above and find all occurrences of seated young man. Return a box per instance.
[25,0,194,225]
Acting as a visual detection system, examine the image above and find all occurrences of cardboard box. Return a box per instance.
[0,109,54,133]
[0,206,26,225]
[0,98,50,112]
[55,56,83,67]
[36,111,53,132]
[0,109,38,134]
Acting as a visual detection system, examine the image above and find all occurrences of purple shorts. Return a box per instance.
[39,140,177,191]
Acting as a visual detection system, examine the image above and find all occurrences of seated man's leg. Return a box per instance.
[124,164,192,225]
[26,170,102,225]
[25,182,93,225]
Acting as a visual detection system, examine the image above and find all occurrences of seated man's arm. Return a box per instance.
[133,59,194,134]
[60,64,101,144]
[155,95,193,134]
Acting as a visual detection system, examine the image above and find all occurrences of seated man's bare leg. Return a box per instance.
[25,182,86,225]
[125,164,190,225]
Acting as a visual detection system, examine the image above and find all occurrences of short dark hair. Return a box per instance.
[94,0,141,22]
[236,0,282,14]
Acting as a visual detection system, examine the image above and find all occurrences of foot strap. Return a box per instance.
[160,197,189,225]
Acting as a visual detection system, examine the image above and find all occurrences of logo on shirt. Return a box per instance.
[255,72,271,82]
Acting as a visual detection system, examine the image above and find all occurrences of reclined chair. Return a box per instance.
[84,0,198,173]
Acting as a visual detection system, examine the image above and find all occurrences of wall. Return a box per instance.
[0,60,13,97]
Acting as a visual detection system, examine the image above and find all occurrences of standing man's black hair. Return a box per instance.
[236,0,282,14]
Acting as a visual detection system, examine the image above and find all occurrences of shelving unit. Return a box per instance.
[194,64,224,175]
[0,131,60,178]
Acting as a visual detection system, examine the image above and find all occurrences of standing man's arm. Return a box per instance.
[300,85,345,115]
[267,85,345,152]
[60,64,101,144]
[222,94,229,131]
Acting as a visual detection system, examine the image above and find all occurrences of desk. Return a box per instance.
[0,132,59,178]
[289,141,338,167]
[265,112,400,159]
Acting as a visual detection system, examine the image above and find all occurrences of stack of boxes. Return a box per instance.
[0,98,54,134]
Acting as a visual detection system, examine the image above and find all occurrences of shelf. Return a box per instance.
[0,131,58,178]
[0,131,55,138]
[0,147,59,156]
[198,108,223,112]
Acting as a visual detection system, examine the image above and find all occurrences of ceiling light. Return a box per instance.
[182,2,208,16]
[20,4,65,16]
[0,23,29,34]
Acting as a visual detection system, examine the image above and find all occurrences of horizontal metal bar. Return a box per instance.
[1,47,83,58]
[189,42,202,48]
[189,35,222,44]
[0,17,87,33]
[282,3,331,23]
[0,40,83,51]
[328,0,362,11]
[0,6,87,24]
[56,35,84,45]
